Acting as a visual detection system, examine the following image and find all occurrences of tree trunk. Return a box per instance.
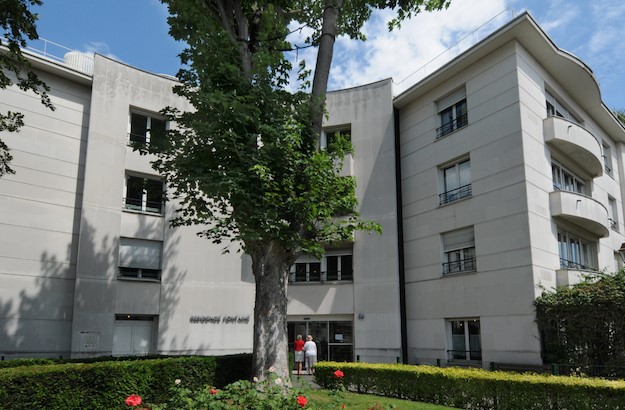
[310,0,342,137]
[250,241,295,381]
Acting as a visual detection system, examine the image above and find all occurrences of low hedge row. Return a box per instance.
[315,361,625,410]
[0,354,252,409]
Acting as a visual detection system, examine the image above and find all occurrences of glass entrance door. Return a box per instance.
[288,320,353,366]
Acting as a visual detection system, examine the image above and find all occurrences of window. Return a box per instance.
[437,88,468,138]
[290,249,353,283]
[603,142,614,177]
[124,174,164,214]
[609,196,619,232]
[118,238,162,280]
[442,227,476,274]
[448,319,481,361]
[440,158,471,205]
[557,230,596,270]
[321,127,351,154]
[551,161,587,195]
[546,92,578,123]
[129,112,167,147]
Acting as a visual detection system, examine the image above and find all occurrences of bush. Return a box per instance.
[315,361,625,410]
[0,354,251,409]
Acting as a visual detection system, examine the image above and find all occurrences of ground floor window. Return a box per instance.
[288,320,353,364]
[112,314,156,356]
[448,318,481,361]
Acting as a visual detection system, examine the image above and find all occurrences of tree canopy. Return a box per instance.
[0,0,53,177]
[156,0,451,379]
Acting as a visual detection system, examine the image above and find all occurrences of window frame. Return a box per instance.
[128,110,168,147]
[439,157,472,205]
[436,88,468,138]
[546,91,579,124]
[603,142,614,177]
[441,227,476,275]
[447,318,481,361]
[609,196,619,232]
[290,249,354,284]
[557,229,597,271]
[551,160,588,195]
[124,173,165,215]
[118,238,163,281]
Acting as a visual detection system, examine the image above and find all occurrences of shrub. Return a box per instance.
[315,361,625,410]
[0,354,251,409]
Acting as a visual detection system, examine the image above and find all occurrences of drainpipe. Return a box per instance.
[394,107,408,364]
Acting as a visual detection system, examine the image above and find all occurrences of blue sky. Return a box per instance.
[31,0,625,109]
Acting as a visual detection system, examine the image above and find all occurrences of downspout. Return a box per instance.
[394,106,408,364]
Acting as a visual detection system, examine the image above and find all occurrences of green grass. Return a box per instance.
[301,389,459,409]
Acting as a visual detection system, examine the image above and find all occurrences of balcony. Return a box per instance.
[543,116,602,177]
[549,190,609,237]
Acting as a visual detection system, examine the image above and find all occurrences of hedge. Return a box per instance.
[0,354,252,409]
[315,361,625,410]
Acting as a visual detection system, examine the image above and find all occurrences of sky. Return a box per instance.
[29,0,625,110]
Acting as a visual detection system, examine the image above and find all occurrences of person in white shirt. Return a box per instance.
[303,334,318,374]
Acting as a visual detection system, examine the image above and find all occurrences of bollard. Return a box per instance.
[436,358,441,367]
[356,355,360,362]
[490,362,496,371]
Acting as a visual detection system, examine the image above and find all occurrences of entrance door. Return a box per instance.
[288,320,353,365]
[113,315,155,356]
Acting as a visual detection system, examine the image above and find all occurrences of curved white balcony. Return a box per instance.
[549,190,609,237]
[544,117,603,178]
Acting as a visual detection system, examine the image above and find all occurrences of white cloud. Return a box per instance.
[83,41,123,62]
[326,0,510,94]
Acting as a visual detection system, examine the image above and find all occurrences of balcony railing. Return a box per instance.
[289,270,353,284]
[436,113,468,138]
[559,258,597,271]
[447,349,482,361]
[442,257,476,274]
[123,198,164,214]
[439,184,472,205]
[610,218,619,232]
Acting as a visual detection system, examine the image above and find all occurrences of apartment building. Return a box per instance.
[395,13,625,365]
[0,12,623,366]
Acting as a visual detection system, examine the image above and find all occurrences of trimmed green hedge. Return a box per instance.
[315,362,625,410]
[0,354,251,409]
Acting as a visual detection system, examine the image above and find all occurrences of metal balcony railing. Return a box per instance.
[559,258,596,271]
[439,184,472,205]
[436,113,468,138]
[123,198,164,214]
[442,257,476,274]
[447,349,482,361]
[289,270,353,284]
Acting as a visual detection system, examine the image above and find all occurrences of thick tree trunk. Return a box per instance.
[310,0,343,136]
[250,241,295,381]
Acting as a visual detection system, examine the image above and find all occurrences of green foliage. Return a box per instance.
[615,109,625,126]
[0,354,251,409]
[154,369,310,409]
[1,0,54,177]
[535,271,625,373]
[316,361,625,410]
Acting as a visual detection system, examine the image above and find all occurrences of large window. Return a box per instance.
[321,128,351,153]
[290,250,353,283]
[551,161,587,195]
[603,142,614,177]
[288,320,353,363]
[118,238,163,280]
[437,88,468,138]
[129,112,167,147]
[124,174,164,214]
[442,227,476,275]
[609,196,619,232]
[448,319,481,361]
[557,230,596,271]
[546,92,578,123]
[440,158,471,205]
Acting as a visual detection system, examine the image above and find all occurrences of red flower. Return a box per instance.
[342,405,346,409]
[333,369,344,378]
[209,388,218,395]
[125,394,142,407]
[296,395,308,407]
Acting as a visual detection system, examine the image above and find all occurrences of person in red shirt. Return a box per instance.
[294,334,305,376]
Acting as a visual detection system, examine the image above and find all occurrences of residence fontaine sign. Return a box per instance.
[189,315,250,324]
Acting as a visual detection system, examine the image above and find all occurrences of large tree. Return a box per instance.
[156,0,450,380]
[0,0,53,177]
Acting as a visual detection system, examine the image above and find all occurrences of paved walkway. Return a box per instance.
[290,371,319,389]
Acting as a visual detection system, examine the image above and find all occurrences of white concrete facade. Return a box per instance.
[1,12,624,366]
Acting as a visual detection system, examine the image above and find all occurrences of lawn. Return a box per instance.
[302,388,459,409]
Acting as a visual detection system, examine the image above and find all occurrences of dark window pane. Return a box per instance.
[145,179,163,213]
[150,118,167,148]
[340,255,353,280]
[309,262,321,281]
[295,264,307,282]
[327,256,338,281]
[329,321,353,343]
[130,114,148,144]
[125,176,143,210]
